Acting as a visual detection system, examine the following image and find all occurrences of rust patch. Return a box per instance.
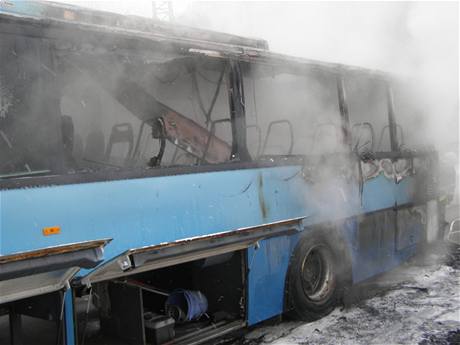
[258,173,269,220]
[131,217,303,255]
[0,239,110,264]
[162,111,231,163]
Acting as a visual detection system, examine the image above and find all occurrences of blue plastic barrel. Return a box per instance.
[165,289,208,322]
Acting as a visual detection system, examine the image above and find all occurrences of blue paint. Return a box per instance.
[345,208,423,283]
[247,234,299,325]
[0,162,421,327]
[64,289,75,345]
[166,290,208,321]
[0,167,409,260]
[395,176,416,205]
[362,173,396,212]
[0,167,306,263]
[0,1,46,17]
[361,173,415,212]
[0,0,429,333]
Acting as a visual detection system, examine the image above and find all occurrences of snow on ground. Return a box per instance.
[239,244,460,345]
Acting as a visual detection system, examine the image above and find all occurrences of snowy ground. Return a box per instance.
[232,242,460,345]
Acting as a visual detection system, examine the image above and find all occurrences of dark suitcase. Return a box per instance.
[144,314,175,345]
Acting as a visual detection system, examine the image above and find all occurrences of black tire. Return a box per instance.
[287,233,342,321]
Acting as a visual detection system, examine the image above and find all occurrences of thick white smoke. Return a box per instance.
[56,1,458,153]
[176,2,458,152]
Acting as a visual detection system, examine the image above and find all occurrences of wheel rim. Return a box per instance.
[300,245,334,302]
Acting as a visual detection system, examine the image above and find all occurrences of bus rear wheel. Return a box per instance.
[287,234,340,321]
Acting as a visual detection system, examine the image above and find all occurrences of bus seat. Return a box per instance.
[105,123,134,163]
[84,129,106,162]
[61,115,74,153]
[61,115,76,168]
[351,122,375,153]
[73,133,84,162]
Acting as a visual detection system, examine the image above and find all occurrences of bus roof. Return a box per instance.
[0,1,269,49]
[0,0,388,79]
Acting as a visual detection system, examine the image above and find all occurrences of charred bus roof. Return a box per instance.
[0,1,268,48]
[0,0,388,79]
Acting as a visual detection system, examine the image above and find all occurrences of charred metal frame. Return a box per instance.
[190,61,228,128]
[0,10,410,191]
[227,61,251,161]
[385,84,400,152]
[261,120,295,156]
[336,75,352,150]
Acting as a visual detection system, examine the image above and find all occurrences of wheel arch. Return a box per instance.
[283,221,354,315]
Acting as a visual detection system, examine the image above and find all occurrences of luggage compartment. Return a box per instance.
[76,250,246,345]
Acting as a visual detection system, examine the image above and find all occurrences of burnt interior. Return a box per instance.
[0,24,423,191]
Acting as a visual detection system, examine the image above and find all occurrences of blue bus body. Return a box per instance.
[0,2,444,344]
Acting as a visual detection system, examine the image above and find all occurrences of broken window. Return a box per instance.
[391,82,430,150]
[345,75,392,153]
[0,35,63,178]
[59,50,233,172]
[244,65,344,159]
[0,32,236,183]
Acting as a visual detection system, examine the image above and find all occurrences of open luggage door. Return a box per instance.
[0,239,110,304]
[80,218,304,286]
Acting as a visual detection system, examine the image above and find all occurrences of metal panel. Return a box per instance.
[247,234,299,326]
[0,239,109,304]
[0,267,78,305]
[1,166,307,275]
[81,218,303,285]
[346,207,422,284]
[0,0,268,50]
[396,208,423,250]
[362,174,397,212]
[0,239,110,280]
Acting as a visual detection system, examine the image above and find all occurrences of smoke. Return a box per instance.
[175,1,458,152]
[51,1,458,206]
[172,1,459,213]
[55,2,458,150]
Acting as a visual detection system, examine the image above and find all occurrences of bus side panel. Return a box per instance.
[362,174,397,212]
[0,166,307,262]
[346,207,423,283]
[0,1,46,17]
[246,233,299,326]
[395,176,416,205]
[356,169,421,282]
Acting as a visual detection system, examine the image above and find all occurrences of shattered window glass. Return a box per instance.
[0,32,235,182]
[0,35,63,179]
[345,75,391,153]
[244,66,344,158]
[59,54,232,171]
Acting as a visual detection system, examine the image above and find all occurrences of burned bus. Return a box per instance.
[0,1,448,344]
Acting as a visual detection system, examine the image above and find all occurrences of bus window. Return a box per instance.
[244,66,344,159]
[1,34,234,181]
[392,83,429,150]
[345,75,392,153]
[58,52,232,173]
[0,36,63,178]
